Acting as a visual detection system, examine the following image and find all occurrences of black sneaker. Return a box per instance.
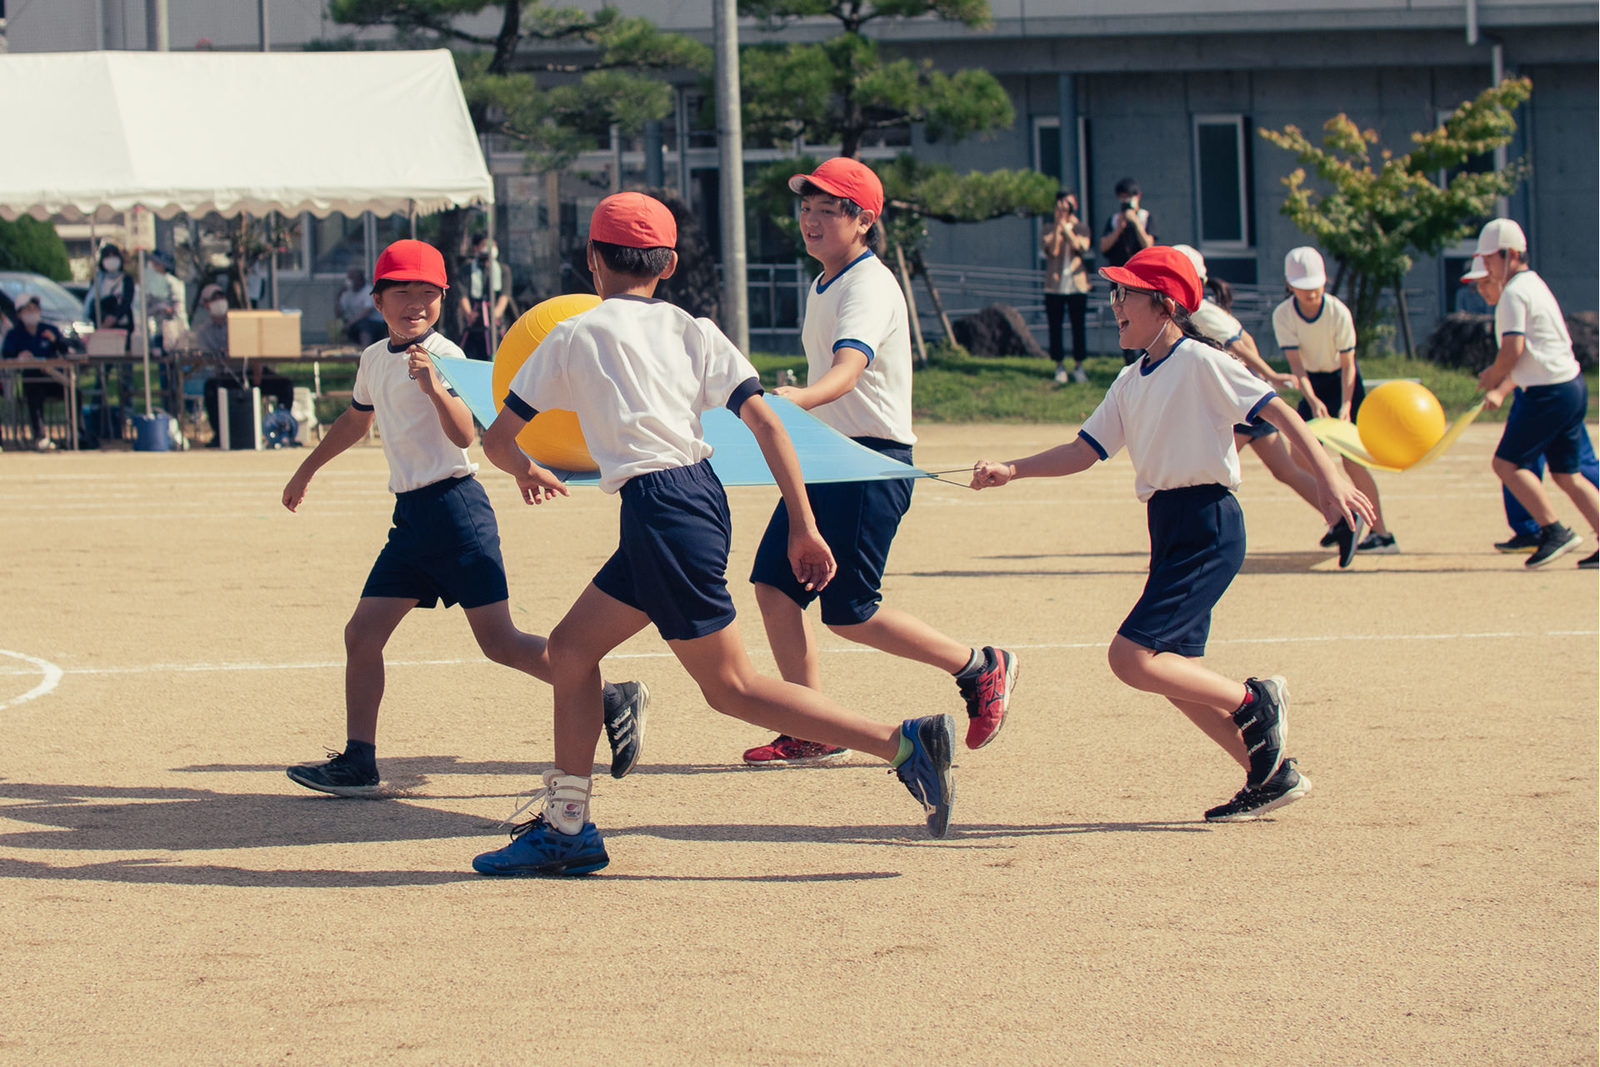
[1356,531,1398,554]
[1205,758,1312,822]
[1527,523,1582,569]
[286,750,380,797]
[602,680,649,779]
[1234,676,1288,790]
[1318,526,1339,549]
[1331,515,1365,570]
[1494,530,1542,554]
[1580,550,1598,570]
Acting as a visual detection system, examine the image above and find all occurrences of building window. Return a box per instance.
[1193,114,1252,249]
[1032,115,1089,201]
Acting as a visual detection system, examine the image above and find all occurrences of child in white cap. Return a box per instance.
[1271,246,1397,555]
[1474,218,1598,568]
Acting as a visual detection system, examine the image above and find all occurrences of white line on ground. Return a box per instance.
[0,629,1592,681]
[0,649,64,710]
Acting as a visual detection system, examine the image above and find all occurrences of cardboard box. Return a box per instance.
[84,328,128,356]
[227,310,302,357]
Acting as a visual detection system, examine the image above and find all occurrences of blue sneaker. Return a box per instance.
[894,714,956,838]
[472,815,610,877]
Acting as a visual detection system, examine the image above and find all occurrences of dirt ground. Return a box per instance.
[1,422,1595,1065]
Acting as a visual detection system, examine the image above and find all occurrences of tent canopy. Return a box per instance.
[0,49,492,222]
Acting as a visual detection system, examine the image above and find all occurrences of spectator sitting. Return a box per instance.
[186,284,294,446]
[336,267,386,347]
[1,291,68,450]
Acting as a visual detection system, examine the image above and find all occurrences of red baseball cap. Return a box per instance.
[373,239,447,289]
[1099,246,1202,314]
[788,157,884,217]
[590,192,677,249]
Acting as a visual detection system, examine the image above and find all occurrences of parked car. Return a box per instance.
[0,271,94,351]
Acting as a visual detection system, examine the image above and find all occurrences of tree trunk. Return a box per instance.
[1394,278,1416,360]
[893,243,927,366]
[909,249,954,342]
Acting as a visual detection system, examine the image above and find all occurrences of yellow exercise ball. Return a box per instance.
[491,293,602,471]
[1356,380,1447,469]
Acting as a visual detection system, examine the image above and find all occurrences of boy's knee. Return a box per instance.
[1106,640,1146,685]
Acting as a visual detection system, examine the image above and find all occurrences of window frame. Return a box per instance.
[1191,112,1252,252]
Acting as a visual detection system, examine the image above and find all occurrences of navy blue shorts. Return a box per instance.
[1233,416,1278,441]
[594,460,737,642]
[749,438,915,627]
[1495,376,1591,474]
[362,474,509,609]
[1296,368,1366,422]
[1118,484,1246,657]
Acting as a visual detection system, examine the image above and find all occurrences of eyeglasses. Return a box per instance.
[1108,283,1159,306]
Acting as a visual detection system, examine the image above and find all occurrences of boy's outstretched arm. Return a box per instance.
[971,436,1099,489]
[482,408,568,505]
[282,406,375,512]
[739,393,835,592]
[1258,396,1376,528]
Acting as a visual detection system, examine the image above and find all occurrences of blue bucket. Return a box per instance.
[133,412,171,452]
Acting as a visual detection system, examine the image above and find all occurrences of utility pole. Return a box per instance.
[145,0,168,51]
[713,0,748,352]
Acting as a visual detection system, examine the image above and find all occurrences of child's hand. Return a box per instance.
[282,471,311,512]
[788,529,836,592]
[1270,371,1298,390]
[1338,402,1353,422]
[772,385,802,402]
[407,346,439,393]
[970,460,1015,490]
[515,465,569,505]
[1482,383,1513,411]
[1308,397,1330,420]
[1319,474,1377,530]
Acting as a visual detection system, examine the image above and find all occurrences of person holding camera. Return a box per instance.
[1041,189,1093,384]
[1099,178,1157,364]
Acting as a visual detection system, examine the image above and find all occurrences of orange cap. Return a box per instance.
[373,239,447,288]
[788,157,883,217]
[590,192,677,249]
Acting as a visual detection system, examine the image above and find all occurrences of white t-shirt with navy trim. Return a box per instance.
[1079,338,1275,503]
[1494,270,1579,388]
[1190,300,1244,347]
[1272,293,1355,373]
[505,295,762,494]
[351,328,476,494]
[801,251,916,445]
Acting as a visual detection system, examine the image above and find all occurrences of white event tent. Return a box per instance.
[0,49,492,222]
[0,49,492,425]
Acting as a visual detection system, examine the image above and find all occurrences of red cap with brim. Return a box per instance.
[1098,246,1203,313]
[788,157,884,217]
[590,192,677,249]
[373,239,448,289]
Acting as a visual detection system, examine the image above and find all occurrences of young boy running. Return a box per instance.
[280,239,647,796]
[742,157,1017,767]
[471,193,956,876]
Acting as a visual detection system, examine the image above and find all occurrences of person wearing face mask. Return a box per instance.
[970,246,1377,823]
[83,242,141,421]
[2,292,69,450]
[190,284,294,446]
[457,233,511,361]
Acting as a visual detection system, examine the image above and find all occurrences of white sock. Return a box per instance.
[542,770,592,835]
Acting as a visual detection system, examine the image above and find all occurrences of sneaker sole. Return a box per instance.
[967,653,1019,750]
[1248,675,1289,789]
[922,715,956,838]
[1207,771,1313,823]
[609,680,649,780]
[1495,544,1539,554]
[1357,542,1399,554]
[742,749,853,768]
[472,852,610,877]
[1527,535,1582,569]
[285,768,381,797]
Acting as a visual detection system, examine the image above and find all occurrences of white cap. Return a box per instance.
[1475,217,1526,256]
[1284,246,1326,290]
[13,290,41,308]
[1172,244,1207,283]
[1460,255,1489,282]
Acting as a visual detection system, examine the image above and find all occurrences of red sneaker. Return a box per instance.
[741,734,850,766]
[958,646,1018,749]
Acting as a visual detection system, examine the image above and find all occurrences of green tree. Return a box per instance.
[1259,77,1532,356]
[737,0,1055,348]
[326,1,709,320]
[0,217,72,280]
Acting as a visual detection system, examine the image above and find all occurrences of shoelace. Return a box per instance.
[498,783,551,831]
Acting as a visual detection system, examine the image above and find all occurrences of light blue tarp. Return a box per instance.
[429,352,930,486]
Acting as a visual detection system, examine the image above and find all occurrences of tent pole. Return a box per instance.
[485,205,499,360]
[409,200,416,239]
[138,248,153,417]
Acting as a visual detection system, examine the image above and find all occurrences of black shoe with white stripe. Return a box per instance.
[1526,522,1581,569]
[1205,758,1312,822]
[1234,676,1288,790]
[602,680,649,779]
[286,750,380,797]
